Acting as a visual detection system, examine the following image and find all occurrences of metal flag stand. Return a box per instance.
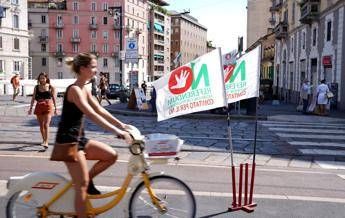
[220,47,260,213]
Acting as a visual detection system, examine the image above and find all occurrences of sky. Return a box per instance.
[166,0,248,53]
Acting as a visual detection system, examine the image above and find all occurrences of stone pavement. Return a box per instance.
[1,95,345,169]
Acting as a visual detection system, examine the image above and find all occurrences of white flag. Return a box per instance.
[225,46,261,103]
[153,48,227,121]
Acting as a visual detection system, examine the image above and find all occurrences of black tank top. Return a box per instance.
[56,84,84,141]
[35,85,52,100]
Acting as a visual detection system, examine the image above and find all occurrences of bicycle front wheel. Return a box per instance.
[6,190,41,218]
[128,175,196,218]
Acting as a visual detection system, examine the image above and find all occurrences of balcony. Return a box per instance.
[89,23,98,30]
[113,23,121,30]
[274,22,288,39]
[39,36,48,43]
[70,37,81,43]
[54,51,65,57]
[300,0,320,24]
[55,22,64,29]
[269,0,283,12]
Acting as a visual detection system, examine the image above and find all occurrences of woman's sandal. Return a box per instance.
[40,143,48,149]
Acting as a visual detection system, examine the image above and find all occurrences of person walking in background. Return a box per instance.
[316,79,330,116]
[141,81,147,96]
[150,86,157,113]
[55,53,132,217]
[300,78,311,114]
[90,75,99,101]
[98,73,111,105]
[28,72,57,149]
[10,72,20,101]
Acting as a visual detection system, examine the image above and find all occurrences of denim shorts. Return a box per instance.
[55,132,89,151]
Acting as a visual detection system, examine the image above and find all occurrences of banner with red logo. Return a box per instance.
[153,48,227,121]
[224,46,261,103]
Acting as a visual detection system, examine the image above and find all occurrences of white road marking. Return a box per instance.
[338,175,345,180]
[276,133,345,140]
[12,104,31,108]
[1,180,345,204]
[315,161,345,170]
[290,141,345,147]
[299,149,345,156]
[269,127,345,134]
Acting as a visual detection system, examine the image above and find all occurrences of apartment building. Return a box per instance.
[170,11,207,68]
[28,0,50,79]
[271,0,345,110]
[147,0,170,81]
[28,0,149,86]
[0,0,30,94]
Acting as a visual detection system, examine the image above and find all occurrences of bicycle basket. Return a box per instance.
[144,133,183,158]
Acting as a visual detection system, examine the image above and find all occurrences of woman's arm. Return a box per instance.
[51,86,57,114]
[69,86,126,136]
[28,86,37,114]
[87,90,127,129]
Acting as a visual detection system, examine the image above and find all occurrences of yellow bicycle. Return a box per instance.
[5,126,196,217]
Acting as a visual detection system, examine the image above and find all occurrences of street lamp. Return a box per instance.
[107,6,123,86]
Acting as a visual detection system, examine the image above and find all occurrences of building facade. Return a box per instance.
[0,0,30,94]
[170,11,207,68]
[147,0,170,81]
[28,0,149,87]
[272,0,345,110]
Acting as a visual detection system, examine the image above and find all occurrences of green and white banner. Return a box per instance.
[224,46,261,103]
[153,48,227,121]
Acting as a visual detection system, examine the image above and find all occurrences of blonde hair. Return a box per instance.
[65,53,96,74]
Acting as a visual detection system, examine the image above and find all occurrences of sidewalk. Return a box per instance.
[105,99,345,123]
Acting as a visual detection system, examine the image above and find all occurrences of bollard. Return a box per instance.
[229,163,257,213]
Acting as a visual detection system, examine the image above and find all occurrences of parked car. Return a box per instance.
[106,84,130,103]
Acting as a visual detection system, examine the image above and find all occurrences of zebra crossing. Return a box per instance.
[261,120,345,169]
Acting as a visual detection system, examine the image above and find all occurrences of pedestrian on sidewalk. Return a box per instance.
[89,75,99,101]
[55,53,132,217]
[300,78,311,114]
[10,72,20,101]
[316,79,330,116]
[150,85,157,113]
[98,72,111,105]
[28,72,57,149]
[141,81,147,96]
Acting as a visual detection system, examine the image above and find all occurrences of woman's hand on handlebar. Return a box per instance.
[117,131,133,145]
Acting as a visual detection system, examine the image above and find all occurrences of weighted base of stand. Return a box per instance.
[229,202,257,213]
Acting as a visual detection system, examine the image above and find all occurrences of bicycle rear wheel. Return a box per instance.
[6,190,41,218]
[128,175,196,218]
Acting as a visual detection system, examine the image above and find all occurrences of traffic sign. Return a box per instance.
[125,38,138,63]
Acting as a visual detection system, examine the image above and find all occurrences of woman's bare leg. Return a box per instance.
[65,151,89,218]
[42,113,52,146]
[84,140,117,179]
[36,115,45,143]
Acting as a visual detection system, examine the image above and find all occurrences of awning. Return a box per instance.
[154,23,164,33]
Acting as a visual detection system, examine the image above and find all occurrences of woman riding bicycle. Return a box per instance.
[54,53,132,218]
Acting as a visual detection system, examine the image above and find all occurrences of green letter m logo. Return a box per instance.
[191,63,210,89]
[229,60,246,83]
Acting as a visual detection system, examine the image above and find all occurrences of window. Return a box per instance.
[11,0,19,5]
[91,43,96,52]
[103,44,108,53]
[42,57,46,66]
[91,2,96,11]
[103,58,108,67]
[57,29,63,38]
[13,38,19,50]
[58,72,63,79]
[73,16,79,24]
[41,43,46,52]
[41,15,46,24]
[103,2,108,11]
[57,43,63,52]
[72,43,79,53]
[73,2,78,11]
[73,29,79,38]
[14,61,20,71]
[57,58,63,67]
[326,20,332,41]
[57,15,63,25]
[0,36,2,49]
[91,17,96,24]
[91,30,97,39]
[13,15,19,28]
[103,31,108,40]
[312,28,317,46]
[103,17,107,25]
[302,32,305,49]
